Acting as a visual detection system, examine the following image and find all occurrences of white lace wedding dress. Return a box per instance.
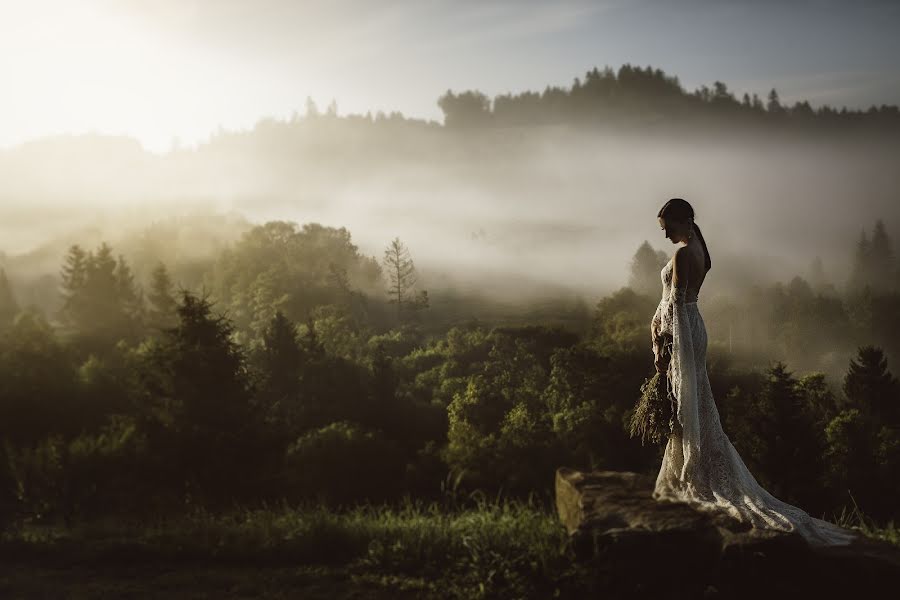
[650,256,859,547]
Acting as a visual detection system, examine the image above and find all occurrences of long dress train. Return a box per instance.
[650,257,859,547]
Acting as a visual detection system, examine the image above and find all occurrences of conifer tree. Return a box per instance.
[59,244,89,329]
[256,310,303,435]
[84,243,121,337]
[843,345,899,424]
[148,262,178,331]
[139,291,261,501]
[629,241,667,296]
[382,237,428,322]
[115,253,144,334]
[58,243,143,346]
[766,88,783,114]
[751,362,824,507]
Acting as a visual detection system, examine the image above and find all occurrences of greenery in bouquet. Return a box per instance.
[629,333,678,445]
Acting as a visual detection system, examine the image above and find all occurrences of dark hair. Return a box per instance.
[658,198,711,271]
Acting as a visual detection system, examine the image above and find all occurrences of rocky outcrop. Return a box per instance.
[555,467,900,599]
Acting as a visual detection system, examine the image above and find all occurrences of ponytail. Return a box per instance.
[693,222,712,271]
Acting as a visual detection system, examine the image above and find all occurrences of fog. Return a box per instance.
[0,118,897,310]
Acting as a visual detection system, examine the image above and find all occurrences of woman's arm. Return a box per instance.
[651,301,662,346]
[653,250,690,371]
[671,247,690,304]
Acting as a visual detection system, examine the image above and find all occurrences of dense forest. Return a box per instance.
[0,210,897,534]
[438,63,900,134]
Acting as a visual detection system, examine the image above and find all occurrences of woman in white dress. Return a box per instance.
[650,198,859,547]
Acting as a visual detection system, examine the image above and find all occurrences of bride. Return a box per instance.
[649,198,859,547]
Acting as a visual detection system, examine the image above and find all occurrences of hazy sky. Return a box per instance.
[2,0,899,152]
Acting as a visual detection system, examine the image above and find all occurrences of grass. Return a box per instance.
[0,490,594,599]
[0,487,896,598]
[832,491,900,547]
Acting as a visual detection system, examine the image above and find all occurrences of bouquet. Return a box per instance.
[628,333,679,445]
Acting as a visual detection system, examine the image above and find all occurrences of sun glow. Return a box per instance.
[0,1,317,152]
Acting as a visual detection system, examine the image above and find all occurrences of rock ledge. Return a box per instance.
[555,467,900,598]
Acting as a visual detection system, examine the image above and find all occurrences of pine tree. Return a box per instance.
[148,262,178,331]
[753,362,824,506]
[140,290,260,502]
[58,243,143,346]
[629,241,666,296]
[256,310,304,435]
[766,88,783,114]
[825,346,900,519]
[751,93,764,111]
[115,254,144,335]
[85,243,121,337]
[843,345,899,424]
[382,237,428,322]
[59,244,89,329]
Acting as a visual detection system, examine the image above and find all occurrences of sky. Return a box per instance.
[1,0,899,153]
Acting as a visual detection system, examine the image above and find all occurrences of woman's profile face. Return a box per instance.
[658,216,682,244]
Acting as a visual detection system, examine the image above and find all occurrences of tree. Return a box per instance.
[437,90,492,128]
[328,262,365,325]
[0,309,80,445]
[445,333,554,493]
[766,88,783,114]
[382,237,428,322]
[254,310,303,437]
[748,362,825,507]
[282,420,405,505]
[711,81,737,108]
[843,345,899,425]
[628,241,667,297]
[206,221,382,338]
[115,254,144,336]
[543,344,623,469]
[275,315,371,433]
[147,262,178,332]
[58,243,144,349]
[59,245,89,329]
[824,408,876,514]
[589,287,659,355]
[824,346,900,520]
[137,291,263,504]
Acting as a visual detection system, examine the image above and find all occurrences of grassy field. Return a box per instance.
[0,492,596,599]
[0,490,894,599]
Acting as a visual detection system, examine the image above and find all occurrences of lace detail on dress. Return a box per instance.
[650,257,859,547]
[651,260,674,354]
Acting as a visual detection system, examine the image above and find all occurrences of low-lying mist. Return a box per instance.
[0,118,897,307]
